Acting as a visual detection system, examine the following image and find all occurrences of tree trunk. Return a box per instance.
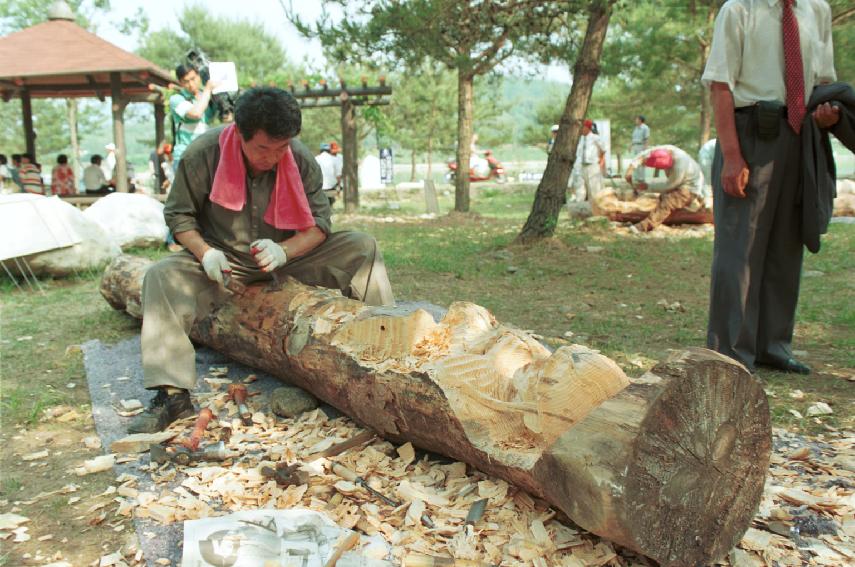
[426,135,433,178]
[410,149,417,182]
[698,7,715,148]
[455,69,474,212]
[517,1,612,243]
[66,99,81,194]
[100,255,771,567]
[341,97,359,213]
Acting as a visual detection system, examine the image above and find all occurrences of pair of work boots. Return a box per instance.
[128,388,194,434]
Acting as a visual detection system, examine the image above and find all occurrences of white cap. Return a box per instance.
[105,143,116,151]
[551,124,559,132]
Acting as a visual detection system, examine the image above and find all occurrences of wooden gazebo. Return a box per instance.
[0,1,174,192]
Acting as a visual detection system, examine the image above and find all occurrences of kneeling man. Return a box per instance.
[130,87,395,433]
[624,145,707,232]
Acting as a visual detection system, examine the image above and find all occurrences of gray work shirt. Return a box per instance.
[164,125,330,268]
[631,123,650,148]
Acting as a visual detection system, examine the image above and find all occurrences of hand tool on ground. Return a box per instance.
[150,440,229,466]
[307,430,376,462]
[183,407,215,451]
[261,462,310,487]
[464,498,488,527]
[226,383,254,425]
[323,530,360,567]
[403,554,496,567]
[330,462,435,529]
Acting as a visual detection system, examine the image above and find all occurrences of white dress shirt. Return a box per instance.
[702,0,836,108]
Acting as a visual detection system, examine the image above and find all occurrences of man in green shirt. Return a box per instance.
[129,87,395,434]
[170,63,217,165]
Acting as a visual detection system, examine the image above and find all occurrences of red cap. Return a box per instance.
[583,119,594,129]
[644,148,673,169]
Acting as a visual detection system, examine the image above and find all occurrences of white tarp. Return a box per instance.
[82,192,168,248]
[0,194,81,261]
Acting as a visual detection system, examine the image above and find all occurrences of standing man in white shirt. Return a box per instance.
[315,142,342,206]
[630,115,650,183]
[702,0,839,375]
[570,119,606,202]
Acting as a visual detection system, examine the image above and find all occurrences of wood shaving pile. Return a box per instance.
[30,371,850,567]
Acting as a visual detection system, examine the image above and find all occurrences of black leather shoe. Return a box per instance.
[758,358,811,375]
[128,389,194,433]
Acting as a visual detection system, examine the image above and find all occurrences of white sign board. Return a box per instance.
[0,195,81,261]
[209,61,239,94]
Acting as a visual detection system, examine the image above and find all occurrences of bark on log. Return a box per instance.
[101,255,770,566]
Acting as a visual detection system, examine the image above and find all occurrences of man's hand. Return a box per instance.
[251,239,288,272]
[721,156,750,198]
[813,102,840,129]
[201,248,231,285]
[635,182,648,193]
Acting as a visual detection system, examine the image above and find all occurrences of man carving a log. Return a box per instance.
[128,87,395,434]
[621,145,708,232]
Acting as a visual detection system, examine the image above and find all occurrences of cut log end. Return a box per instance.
[626,349,771,566]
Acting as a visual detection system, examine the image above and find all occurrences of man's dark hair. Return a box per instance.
[57,154,68,165]
[234,87,302,142]
[11,154,21,164]
[637,115,646,123]
[175,63,197,82]
[90,154,102,164]
[0,154,6,165]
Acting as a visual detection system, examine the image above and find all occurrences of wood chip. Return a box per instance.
[397,442,416,466]
[110,432,176,454]
[75,454,115,476]
[21,450,49,461]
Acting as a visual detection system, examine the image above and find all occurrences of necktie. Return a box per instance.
[782,0,805,134]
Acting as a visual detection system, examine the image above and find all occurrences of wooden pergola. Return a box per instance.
[286,78,392,213]
[0,1,173,192]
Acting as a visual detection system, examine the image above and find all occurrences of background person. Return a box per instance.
[18,154,43,194]
[570,119,606,202]
[83,155,114,195]
[624,145,706,232]
[170,63,217,166]
[315,142,342,206]
[51,154,76,196]
[630,115,650,183]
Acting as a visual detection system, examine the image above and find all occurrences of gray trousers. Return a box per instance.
[707,110,803,371]
[141,231,394,390]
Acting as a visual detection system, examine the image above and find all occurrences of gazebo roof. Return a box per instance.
[0,19,174,100]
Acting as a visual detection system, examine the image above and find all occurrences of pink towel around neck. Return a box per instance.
[210,124,316,231]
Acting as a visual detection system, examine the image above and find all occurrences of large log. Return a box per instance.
[101,255,770,566]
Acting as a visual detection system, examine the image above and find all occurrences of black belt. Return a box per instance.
[735,104,788,117]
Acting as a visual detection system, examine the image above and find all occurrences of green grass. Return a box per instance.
[2,184,852,433]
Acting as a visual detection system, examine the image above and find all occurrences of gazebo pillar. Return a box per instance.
[340,91,358,212]
[154,100,165,149]
[110,72,129,192]
[21,89,36,159]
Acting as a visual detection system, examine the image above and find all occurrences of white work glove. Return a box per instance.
[201,248,232,285]
[251,239,288,272]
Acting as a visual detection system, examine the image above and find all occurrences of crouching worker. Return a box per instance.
[129,87,395,434]
[623,145,707,232]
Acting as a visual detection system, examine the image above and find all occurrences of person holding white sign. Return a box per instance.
[170,63,217,166]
